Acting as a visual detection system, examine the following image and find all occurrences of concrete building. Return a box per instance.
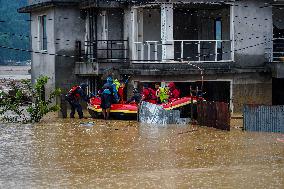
[19,0,284,113]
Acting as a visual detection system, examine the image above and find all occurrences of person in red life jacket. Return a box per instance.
[141,83,157,104]
[154,83,161,104]
[118,82,126,104]
[168,82,180,102]
[117,76,130,104]
[65,83,90,119]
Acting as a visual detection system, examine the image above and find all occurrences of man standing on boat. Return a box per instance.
[100,77,119,120]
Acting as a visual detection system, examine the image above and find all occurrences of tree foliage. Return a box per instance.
[0,76,61,123]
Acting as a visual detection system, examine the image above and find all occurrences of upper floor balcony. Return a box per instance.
[130,3,234,64]
[74,39,129,75]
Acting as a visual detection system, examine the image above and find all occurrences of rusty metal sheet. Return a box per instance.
[244,105,284,133]
[197,101,230,131]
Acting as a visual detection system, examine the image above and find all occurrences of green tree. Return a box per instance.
[0,76,61,123]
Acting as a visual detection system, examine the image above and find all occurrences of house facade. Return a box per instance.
[19,0,284,113]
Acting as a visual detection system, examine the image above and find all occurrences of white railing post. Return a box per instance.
[198,41,201,61]
[147,42,151,61]
[181,41,184,61]
[141,42,144,61]
[154,42,158,61]
[215,41,218,61]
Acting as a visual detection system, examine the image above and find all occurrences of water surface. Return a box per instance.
[0,118,283,188]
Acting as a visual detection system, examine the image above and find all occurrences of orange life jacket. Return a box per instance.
[68,86,80,100]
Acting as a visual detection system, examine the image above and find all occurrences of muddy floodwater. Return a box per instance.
[0,117,284,188]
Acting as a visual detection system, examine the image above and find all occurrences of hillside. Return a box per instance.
[0,0,30,64]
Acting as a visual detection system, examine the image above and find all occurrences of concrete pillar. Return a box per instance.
[131,8,138,60]
[230,4,235,62]
[161,4,174,61]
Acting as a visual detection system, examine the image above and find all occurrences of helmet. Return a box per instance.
[107,76,113,83]
[80,83,88,90]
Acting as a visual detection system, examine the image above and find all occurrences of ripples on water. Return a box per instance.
[0,118,283,188]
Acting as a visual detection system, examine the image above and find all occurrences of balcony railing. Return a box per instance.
[270,38,284,62]
[133,40,232,63]
[75,39,129,63]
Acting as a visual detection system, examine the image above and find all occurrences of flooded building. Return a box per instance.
[18,0,284,113]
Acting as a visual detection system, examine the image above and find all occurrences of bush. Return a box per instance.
[0,76,61,123]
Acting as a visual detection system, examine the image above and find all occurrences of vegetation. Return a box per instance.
[0,0,30,64]
[0,76,61,123]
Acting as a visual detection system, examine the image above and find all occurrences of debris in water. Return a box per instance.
[80,122,95,127]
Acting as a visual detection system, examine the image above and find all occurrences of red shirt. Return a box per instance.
[142,88,157,103]
[169,88,180,102]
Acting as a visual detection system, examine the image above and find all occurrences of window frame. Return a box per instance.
[38,15,47,52]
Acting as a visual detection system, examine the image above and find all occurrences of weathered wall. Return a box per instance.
[31,5,85,99]
[54,6,85,92]
[232,73,272,113]
[30,8,56,99]
[233,0,273,67]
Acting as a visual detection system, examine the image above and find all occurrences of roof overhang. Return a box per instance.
[18,1,79,13]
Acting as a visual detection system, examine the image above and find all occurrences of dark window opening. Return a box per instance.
[39,15,47,51]
[272,78,284,105]
[215,18,222,60]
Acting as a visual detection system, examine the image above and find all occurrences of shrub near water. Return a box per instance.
[0,76,61,123]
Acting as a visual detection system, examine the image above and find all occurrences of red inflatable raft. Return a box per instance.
[87,96,205,118]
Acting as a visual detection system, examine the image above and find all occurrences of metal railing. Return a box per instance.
[270,38,284,62]
[76,39,129,63]
[133,39,232,63]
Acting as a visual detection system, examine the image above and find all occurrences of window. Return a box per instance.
[38,15,47,51]
[215,18,222,60]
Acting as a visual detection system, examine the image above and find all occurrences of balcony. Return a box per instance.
[75,39,129,75]
[130,3,233,64]
[133,39,232,63]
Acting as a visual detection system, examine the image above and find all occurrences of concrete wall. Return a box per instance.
[232,73,272,113]
[30,8,56,99]
[30,5,85,99]
[54,6,85,92]
[233,0,273,67]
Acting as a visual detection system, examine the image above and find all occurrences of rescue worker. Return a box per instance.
[116,76,130,104]
[168,82,180,102]
[100,77,119,120]
[154,83,161,104]
[113,79,120,91]
[126,88,142,104]
[158,87,169,103]
[141,83,157,104]
[118,82,126,104]
[65,83,89,119]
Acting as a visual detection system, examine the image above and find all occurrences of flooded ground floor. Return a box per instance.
[0,116,283,188]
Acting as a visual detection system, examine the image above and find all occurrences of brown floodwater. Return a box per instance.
[0,117,283,188]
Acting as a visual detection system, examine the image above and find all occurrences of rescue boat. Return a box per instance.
[87,96,205,119]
